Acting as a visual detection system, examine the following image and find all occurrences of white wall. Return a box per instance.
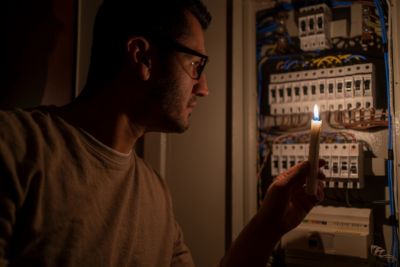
[164,0,227,266]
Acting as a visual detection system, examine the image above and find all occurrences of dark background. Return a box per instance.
[1,0,77,109]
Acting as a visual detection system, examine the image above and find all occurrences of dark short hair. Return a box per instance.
[86,0,211,85]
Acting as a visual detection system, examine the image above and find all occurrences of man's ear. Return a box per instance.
[126,36,152,80]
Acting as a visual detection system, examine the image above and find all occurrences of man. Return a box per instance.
[0,0,324,266]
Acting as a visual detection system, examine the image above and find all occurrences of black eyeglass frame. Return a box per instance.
[155,37,209,80]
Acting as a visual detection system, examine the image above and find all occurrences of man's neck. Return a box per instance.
[56,87,145,154]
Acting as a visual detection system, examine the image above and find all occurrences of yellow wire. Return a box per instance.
[323,56,341,64]
[338,54,351,60]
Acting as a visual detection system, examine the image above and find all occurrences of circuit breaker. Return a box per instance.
[255,0,397,265]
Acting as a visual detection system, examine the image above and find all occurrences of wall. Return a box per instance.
[1,0,76,109]
[164,0,228,266]
[75,0,102,94]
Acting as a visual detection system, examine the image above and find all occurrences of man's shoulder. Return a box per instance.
[0,106,57,137]
[0,106,54,125]
[0,106,71,157]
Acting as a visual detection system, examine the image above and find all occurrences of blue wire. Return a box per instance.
[375,0,399,265]
[256,49,262,121]
[375,0,392,211]
[256,48,263,158]
[285,32,293,45]
[343,54,367,63]
[280,3,295,11]
[257,38,278,45]
[331,1,353,8]
[283,59,292,71]
[375,0,388,44]
[258,23,279,34]
[285,60,300,71]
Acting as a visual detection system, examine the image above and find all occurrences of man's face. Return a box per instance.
[152,12,209,133]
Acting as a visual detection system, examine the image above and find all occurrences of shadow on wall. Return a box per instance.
[1,0,76,109]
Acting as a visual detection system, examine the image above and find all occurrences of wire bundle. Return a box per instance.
[327,108,389,130]
[273,54,367,72]
[262,113,310,132]
[272,131,357,145]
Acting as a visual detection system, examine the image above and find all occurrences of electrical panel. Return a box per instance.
[255,0,397,266]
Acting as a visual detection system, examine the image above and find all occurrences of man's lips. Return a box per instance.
[188,97,197,109]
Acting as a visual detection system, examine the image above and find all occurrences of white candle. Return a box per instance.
[306,104,322,195]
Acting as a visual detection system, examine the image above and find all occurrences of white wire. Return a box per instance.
[371,244,398,263]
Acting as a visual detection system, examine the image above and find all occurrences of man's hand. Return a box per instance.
[258,160,325,236]
[219,160,325,267]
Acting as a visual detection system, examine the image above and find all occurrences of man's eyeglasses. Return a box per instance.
[162,39,209,80]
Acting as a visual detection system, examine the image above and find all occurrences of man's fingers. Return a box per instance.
[275,158,326,188]
[275,161,310,187]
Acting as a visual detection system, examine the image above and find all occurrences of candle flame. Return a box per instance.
[313,104,320,121]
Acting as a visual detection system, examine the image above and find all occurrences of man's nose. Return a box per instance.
[194,74,209,97]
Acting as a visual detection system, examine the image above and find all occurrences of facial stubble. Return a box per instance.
[152,74,192,133]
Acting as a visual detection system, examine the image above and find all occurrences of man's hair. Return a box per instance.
[86,0,211,85]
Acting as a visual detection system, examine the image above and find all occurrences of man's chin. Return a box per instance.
[171,123,189,133]
[162,119,189,133]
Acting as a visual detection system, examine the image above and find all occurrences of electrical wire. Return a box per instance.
[258,23,279,34]
[257,48,264,191]
[256,4,398,261]
[371,245,398,264]
[385,2,398,251]
[385,0,398,227]
[272,53,367,72]
[374,0,399,265]
[331,1,353,8]
[326,108,389,130]
[272,131,357,145]
[342,54,367,63]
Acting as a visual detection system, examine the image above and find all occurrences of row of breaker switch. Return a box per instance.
[271,143,364,188]
[268,73,374,103]
[268,63,375,114]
